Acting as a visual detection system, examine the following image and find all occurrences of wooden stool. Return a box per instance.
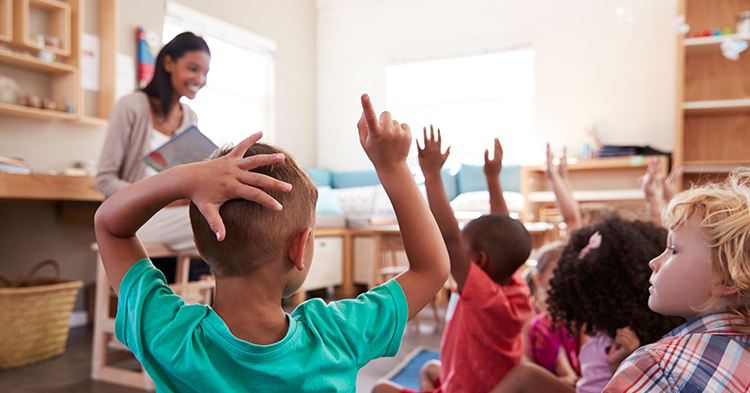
[90,243,215,391]
[371,233,446,332]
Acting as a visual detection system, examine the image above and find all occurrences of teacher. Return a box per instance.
[95,32,211,279]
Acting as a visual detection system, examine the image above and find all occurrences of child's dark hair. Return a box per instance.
[189,143,318,277]
[142,32,210,118]
[547,217,684,345]
[462,215,531,284]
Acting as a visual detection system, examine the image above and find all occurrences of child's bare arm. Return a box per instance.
[94,132,291,295]
[357,95,450,320]
[416,126,472,291]
[640,158,666,227]
[545,144,582,230]
[484,138,510,216]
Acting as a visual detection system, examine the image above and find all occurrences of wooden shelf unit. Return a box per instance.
[0,0,11,42]
[675,0,750,187]
[0,0,117,126]
[520,156,668,223]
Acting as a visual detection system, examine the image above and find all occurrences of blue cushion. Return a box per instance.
[331,170,381,189]
[316,186,344,216]
[304,168,332,187]
[456,163,521,194]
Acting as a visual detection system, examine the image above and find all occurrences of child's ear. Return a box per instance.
[164,54,175,73]
[715,277,741,297]
[288,228,313,271]
[474,251,489,269]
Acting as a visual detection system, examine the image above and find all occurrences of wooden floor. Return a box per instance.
[0,308,443,393]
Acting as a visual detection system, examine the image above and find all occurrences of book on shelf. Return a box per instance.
[0,156,32,175]
[141,126,219,172]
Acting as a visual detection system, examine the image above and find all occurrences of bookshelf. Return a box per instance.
[675,0,750,187]
[0,0,118,125]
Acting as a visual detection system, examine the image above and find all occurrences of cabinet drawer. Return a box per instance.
[305,237,343,290]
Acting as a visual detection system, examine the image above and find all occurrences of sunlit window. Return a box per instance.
[386,49,535,165]
[163,2,276,147]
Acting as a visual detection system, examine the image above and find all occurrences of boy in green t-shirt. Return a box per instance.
[94,94,450,393]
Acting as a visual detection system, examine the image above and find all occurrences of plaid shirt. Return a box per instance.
[605,313,750,393]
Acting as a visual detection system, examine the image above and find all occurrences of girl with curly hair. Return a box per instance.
[606,170,750,392]
[491,217,684,393]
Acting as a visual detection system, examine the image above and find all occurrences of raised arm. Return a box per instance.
[357,96,450,320]
[484,138,510,216]
[416,126,472,291]
[640,157,667,227]
[94,132,290,294]
[545,144,582,230]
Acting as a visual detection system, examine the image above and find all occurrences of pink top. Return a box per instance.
[577,332,614,393]
[438,264,532,393]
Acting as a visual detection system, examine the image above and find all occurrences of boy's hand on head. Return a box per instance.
[186,132,292,241]
[483,138,503,178]
[357,94,412,174]
[416,125,451,175]
[607,327,641,372]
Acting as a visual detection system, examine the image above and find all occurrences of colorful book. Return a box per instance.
[142,126,218,172]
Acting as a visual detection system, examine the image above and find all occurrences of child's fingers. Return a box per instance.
[437,128,442,144]
[357,112,369,147]
[238,171,292,193]
[197,204,227,242]
[237,185,283,212]
[443,146,451,158]
[484,149,490,163]
[495,138,503,160]
[423,127,429,145]
[416,139,423,152]
[238,153,286,171]
[430,124,435,141]
[378,110,392,131]
[230,132,264,159]
[360,94,380,134]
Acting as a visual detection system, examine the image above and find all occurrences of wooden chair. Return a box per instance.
[90,243,214,391]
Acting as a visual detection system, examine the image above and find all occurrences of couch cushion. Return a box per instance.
[316,186,344,216]
[304,168,332,187]
[456,163,521,194]
[331,170,381,189]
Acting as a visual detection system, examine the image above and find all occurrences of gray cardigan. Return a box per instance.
[95,92,198,198]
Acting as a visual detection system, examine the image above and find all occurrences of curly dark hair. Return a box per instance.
[547,217,684,345]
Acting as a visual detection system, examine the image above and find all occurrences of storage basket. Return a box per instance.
[0,260,83,369]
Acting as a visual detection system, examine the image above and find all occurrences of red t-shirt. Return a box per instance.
[437,264,532,393]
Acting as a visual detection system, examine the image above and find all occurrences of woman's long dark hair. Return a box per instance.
[142,32,210,118]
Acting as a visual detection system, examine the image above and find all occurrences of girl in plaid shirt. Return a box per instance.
[606,170,750,392]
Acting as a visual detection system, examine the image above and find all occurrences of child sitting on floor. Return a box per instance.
[373,128,533,393]
[94,94,450,392]
[490,217,684,393]
[606,170,750,392]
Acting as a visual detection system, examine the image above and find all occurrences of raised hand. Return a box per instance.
[558,147,570,182]
[417,125,451,174]
[544,143,559,180]
[639,157,665,202]
[483,138,503,178]
[187,131,292,241]
[357,94,412,174]
[607,327,641,373]
[662,165,683,203]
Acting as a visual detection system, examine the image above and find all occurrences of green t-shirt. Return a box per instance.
[115,259,408,392]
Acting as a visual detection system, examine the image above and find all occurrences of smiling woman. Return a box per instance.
[94,32,212,277]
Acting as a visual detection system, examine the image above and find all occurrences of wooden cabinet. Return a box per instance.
[521,156,668,223]
[675,0,750,186]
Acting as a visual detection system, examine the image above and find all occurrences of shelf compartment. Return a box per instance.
[0,101,75,120]
[683,112,750,164]
[0,48,75,73]
[0,0,11,42]
[528,189,645,203]
[14,0,71,57]
[682,34,750,55]
[683,98,750,115]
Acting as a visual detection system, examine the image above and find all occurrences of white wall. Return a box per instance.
[316,0,679,170]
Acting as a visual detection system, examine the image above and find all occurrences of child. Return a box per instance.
[490,217,684,393]
[373,128,533,393]
[94,94,450,392]
[606,171,750,392]
[523,242,581,387]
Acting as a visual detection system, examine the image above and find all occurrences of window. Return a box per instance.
[386,49,535,165]
[163,2,276,147]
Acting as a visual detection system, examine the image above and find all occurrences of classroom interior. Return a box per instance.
[1,0,748,392]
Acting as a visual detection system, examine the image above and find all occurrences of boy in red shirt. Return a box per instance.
[373,129,532,393]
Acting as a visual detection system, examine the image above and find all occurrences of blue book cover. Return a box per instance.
[141,126,219,172]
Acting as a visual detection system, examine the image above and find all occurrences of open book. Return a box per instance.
[142,126,218,172]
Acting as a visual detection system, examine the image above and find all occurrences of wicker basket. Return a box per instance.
[0,260,84,369]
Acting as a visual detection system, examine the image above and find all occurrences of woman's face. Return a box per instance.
[164,50,210,100]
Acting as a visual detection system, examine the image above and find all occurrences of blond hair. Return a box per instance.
[663,170,750,325]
